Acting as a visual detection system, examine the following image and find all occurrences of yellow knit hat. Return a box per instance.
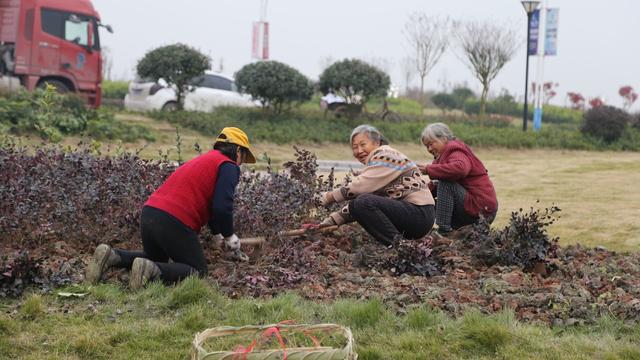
[215,127,256,163]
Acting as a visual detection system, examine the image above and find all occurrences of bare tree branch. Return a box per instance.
[455,20,519,117]
[400,56,415,94]
[403,13,450,98]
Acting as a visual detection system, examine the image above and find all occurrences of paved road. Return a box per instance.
[317,160,363,172]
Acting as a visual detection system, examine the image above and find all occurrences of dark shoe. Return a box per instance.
[85,244,121,284]
[129,258,161,290]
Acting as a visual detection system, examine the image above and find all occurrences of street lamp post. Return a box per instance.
[521,1,540,132]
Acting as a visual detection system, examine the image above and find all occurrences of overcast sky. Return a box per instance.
[93,0,640,110]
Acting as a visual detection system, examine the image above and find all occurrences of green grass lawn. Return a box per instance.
[2,278,639,359]
[4,111,640,359]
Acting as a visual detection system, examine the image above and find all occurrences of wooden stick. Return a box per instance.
[239,225,340,245]
[239,237,267,245]
[278,225,339,237]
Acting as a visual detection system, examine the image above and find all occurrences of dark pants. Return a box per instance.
[349,193,435,246]
[436,181,496,230]
[114,206,207,284]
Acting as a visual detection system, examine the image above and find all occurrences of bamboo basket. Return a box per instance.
[191,323,357,360]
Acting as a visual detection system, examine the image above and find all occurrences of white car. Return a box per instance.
[124,72,255,112]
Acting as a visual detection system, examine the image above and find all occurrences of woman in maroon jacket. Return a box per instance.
[418,123,498,233]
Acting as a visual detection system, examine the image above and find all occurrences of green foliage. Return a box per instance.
[0,314,15,335]
[4,283,640,359]
[458,310,515,356]
[329,298,390,329]
[431,92,457,113]
[581,105,631,143]
[0,87,155,142]
[165,276,213,309]
[19,294,45,320]
[382,97,424,115]
[463,97,582,125]
[235,61,313,114]
[404,306,447,330]
[101,80,129,100]
[631,112,640,130]
[151,106,640,151]
[136,43,211,109]
[318,59,390,105]
[451,86,476,108]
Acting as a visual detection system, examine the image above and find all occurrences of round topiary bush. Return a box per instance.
[580,105,630,143]
[136,43,211,110]
[235,61,313,114]
[431,93,456,113]
[318,59,390,105]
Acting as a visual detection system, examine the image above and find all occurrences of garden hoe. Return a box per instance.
[239,224,340,246]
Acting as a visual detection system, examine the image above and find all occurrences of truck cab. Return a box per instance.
[0,0,110,107]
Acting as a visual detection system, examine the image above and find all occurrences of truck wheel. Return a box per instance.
[38,79,70,93]
[161,102,178,112]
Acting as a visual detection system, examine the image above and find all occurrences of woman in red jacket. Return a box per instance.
[85,127,256,289]
[418,123,498,234]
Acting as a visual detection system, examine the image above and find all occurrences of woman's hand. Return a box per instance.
[416,163,429,175]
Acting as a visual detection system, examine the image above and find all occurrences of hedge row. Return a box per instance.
[151,107,640,151]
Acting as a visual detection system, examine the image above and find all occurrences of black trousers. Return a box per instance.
[114,206,207,284]
[349,193,435,246]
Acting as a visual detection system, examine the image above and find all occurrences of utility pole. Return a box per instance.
[521,1,541,132]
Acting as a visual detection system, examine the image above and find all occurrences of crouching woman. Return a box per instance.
[85,127,256,289]
[320,125,435,246]
[419,123,498,233]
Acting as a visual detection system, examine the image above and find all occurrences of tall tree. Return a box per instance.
[403,13,450,99]
[455,21,518,117]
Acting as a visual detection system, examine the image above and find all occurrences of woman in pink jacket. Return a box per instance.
[320,125,435,246]
[418,123,498,234]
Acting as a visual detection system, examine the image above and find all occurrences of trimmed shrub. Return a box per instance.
[235,61,313,114]
[318,59,390,105]
[136,43,211,110]
[431,93,457,113]
[581,105,630,143]
[451,86,476,109]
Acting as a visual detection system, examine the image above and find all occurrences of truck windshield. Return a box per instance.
[41,8,100,50]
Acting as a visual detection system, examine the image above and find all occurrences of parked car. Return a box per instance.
[124,72,255,112]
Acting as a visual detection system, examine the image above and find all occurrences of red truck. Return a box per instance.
[0,0,111,107]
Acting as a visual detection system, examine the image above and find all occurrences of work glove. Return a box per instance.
[212,233,224,248]
[223,234,249,262]
[224,234,240,250]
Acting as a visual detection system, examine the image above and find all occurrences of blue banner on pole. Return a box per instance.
[533,107,543,131]
[528,9,540,56]
[545,8,559,56]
